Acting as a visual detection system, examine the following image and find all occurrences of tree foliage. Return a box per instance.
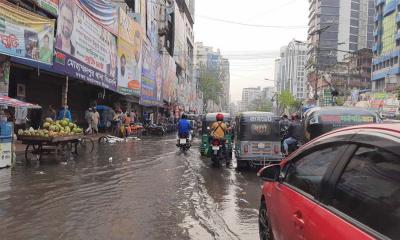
[198,65,222,106]
[248,99,273,112]
[277,90,296,112]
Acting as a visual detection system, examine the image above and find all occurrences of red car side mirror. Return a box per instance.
[258,164,281,182]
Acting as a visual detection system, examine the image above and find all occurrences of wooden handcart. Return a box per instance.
[18,134,94,162]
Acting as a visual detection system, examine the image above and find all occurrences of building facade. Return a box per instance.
[371,0,400,92]
[0,0,199,130]
[194,42,230,112]
[308,0,375,98]
[275,40,307,100]
[241,87,261,111]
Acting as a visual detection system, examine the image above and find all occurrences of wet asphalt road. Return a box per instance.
[0,135,262,240]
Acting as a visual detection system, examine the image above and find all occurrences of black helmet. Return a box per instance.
[181,113,187,119]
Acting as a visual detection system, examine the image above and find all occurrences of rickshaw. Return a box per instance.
[199,112,233,159]
[234,112,282,169]
[303,107,381,141]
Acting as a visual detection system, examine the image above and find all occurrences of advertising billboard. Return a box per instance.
[117,8,143,96]
[33,0,59,16]
[54,0,117,90]
[76,0,119,35]
[0,1,55,64]
[140,42,162,106]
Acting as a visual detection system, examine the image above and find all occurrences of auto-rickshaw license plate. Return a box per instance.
[180,139,187,144]
[212,146,220,150]
[258,143,266,149]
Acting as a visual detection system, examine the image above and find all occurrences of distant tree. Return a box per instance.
[277,90,295,113]
[198,65,222,111]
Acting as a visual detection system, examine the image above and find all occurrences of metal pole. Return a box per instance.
[314,34,319,101]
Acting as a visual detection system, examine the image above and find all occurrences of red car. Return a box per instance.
[258,124,400,240]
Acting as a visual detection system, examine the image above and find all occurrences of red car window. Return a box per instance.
[331,147,400,239]
[284,145,347,197]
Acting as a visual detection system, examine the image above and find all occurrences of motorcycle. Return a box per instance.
[210,138,228,166]
[178,137,191,152]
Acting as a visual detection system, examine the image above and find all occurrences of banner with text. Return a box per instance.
[76,0,119,35]
[140,42,162,106]
[54,0,117,90]
[0,1,55,64]
[161,54,176,103]
[117,8,143,96]
[33,0,59,16]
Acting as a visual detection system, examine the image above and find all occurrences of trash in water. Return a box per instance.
[127,158,131,162]
[60,162,68,166]
[108,157,113,163]
[36,171,45,175]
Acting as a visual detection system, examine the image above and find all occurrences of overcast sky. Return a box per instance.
[194,0,309,102]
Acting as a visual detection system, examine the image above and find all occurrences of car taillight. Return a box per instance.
[244,145,249,153]
[273,145,280,154]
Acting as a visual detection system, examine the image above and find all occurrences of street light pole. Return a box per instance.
[309,25,331,101]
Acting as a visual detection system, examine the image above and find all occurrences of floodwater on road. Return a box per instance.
[0,135,263,240]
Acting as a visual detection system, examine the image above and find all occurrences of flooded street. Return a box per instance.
[0,135,262,240]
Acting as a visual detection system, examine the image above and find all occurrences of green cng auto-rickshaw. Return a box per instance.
[235,112,282,169]
[303,107,381,141]
[199,113,233,159]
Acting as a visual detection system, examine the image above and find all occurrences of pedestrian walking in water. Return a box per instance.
[92,109,100,134]
[85,108,93,135]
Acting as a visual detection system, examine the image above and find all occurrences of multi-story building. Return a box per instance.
[261,87,275,101]
[308,0,375,97]
[275,40,307,100]
[241,87,261,110]
[371,0,400,92]
[220,58,230,111]
[194,42,230,112]
[274,59,281,92]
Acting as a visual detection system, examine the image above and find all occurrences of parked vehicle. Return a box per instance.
[235,112,282,169]
[199,113,233,159]
[258,124,400,240]
[303,107,381,141]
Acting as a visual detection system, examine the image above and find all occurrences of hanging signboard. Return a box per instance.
[33,0,59,16]
[54,0,117,90]
[140,42,162,106]
[162,54,177,103]
[76,0,119,36]
[0,1,55,64]
[117,8,143,96]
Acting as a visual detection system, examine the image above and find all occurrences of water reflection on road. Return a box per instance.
[0,135,262,240]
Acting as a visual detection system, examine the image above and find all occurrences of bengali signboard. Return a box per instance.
[0,55,10,96]
[0,1,55,64]
[33,0,59,16]
[54,0,117,90]
[140,42,162,106]
[118,8,143,96]
[76,0,119,35]
[162,54,177,103]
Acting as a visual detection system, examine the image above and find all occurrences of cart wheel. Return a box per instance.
[25,144,42,162]
[76,137,94,155]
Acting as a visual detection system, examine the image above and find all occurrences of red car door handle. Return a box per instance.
[293,211,305,230]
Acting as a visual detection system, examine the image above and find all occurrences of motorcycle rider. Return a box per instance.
[177,113,191,146]
[283,113,302,156]
[210,113,228,159]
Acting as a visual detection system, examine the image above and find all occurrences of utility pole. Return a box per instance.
[309,26,331,101]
